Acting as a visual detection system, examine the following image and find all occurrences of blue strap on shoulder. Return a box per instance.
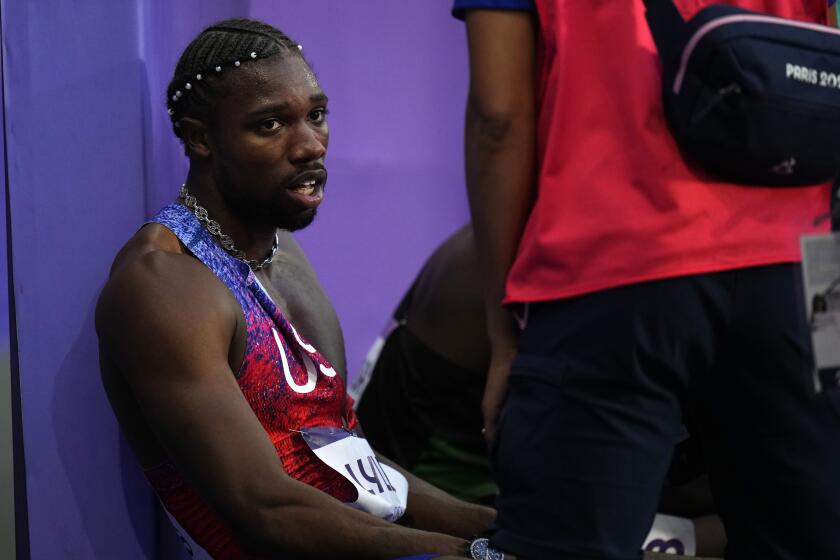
[642,0,688,66]
[452,0,535,20]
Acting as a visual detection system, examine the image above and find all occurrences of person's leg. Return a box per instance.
[697,264,840,560]
[490,276,727,560]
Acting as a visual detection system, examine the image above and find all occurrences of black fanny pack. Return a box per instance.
[645,0,840,186]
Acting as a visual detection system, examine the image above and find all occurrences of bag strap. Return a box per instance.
[642,0,688,64]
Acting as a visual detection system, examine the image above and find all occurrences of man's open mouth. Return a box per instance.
[289,178,318,196]
[286,172,326,209]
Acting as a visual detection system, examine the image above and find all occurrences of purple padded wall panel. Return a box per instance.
[249,0,471,379]
[2,1,154,558]
[3,0,246,558]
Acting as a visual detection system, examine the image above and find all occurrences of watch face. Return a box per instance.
[470,538,489,559]
[469,537,505,560]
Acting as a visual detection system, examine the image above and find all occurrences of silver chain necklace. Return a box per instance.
[179,184,278,271]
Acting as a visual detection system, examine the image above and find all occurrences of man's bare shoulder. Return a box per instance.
[96,224,238,354]
[106,223,188,278]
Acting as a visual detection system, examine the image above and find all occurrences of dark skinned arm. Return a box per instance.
[377,454,495,538]
[464,10,537,441]
[96,251,465,560]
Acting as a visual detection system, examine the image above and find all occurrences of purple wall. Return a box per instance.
[250,0,471,378]
[2,2,154,558]
[0,11,16,557]
[4,0,469,557]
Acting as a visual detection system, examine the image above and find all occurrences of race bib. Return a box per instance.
[801,233,840,393]
[301,426,408,522]
[643,514,696,556]
[160,502,214,560]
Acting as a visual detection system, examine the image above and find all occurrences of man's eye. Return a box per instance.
[309,108,328,123]
[261,119,282,131]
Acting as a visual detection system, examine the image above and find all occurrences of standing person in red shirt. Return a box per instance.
[455,1,840,559]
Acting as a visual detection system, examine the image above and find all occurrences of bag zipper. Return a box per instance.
[690,83,741,125]
[690,80,840,128]
[674,14,840,94]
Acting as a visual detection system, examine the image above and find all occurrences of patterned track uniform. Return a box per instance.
[145,204,357,559]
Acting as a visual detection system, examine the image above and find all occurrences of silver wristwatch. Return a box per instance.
[468,537,505,560]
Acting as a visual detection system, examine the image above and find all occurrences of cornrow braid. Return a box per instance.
[166,17,303,141]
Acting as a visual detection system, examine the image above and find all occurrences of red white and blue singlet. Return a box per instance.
[145,204,358,559]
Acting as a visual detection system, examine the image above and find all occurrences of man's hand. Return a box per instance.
[423,497,496,541]
[481,306,518,444]
[482,348,515,444]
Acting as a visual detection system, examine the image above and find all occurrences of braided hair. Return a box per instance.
[166,18,304,141]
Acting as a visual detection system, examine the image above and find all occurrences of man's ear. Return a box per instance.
[177,117,212,159]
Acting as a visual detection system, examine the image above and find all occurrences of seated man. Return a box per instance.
[96,18,493,559]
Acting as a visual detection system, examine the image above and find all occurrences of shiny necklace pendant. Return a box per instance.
[179,184,278,271]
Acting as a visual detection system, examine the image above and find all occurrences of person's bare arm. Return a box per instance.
[377,454,495,538]
[464,10,537,441]
[96,251,464,559]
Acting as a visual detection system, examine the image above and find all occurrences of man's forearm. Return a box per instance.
[465,97,533,349]
[378,454,496,538]
[236,476,466,559]
[263,508,466,560]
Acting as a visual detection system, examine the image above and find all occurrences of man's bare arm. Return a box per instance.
[464,10,537,440]
[377,454,495,538]
[96,250,464,559]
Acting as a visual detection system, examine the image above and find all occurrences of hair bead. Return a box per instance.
[166,18,304,142]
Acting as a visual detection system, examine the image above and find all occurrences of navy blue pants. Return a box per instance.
[490,264,840,560]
